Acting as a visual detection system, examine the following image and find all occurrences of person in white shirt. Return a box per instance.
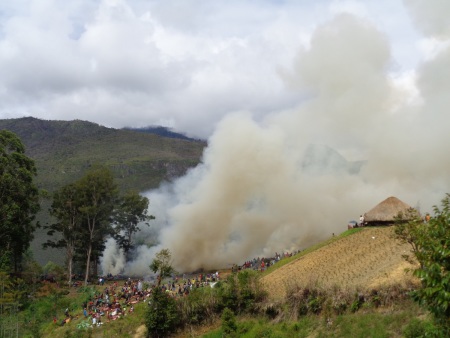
[359,215,365,227]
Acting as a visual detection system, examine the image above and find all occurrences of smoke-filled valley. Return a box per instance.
[101,7,450,276]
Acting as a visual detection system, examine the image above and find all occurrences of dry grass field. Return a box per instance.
[261,227,419,300]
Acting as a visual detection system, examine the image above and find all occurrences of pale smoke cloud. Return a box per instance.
[102,9,450,275]
[100,238,126,275]
[403,0,450,39]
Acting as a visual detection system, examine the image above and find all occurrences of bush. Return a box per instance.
[221,308,237,337]
[216,270,267,314]
[178,287,218,325]
[145,288,180,337]
[403,318,438,338]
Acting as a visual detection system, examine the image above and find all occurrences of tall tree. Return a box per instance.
[44,183,81,285]
[77,167,117,285]
[113,190,154,259]
[0,130,40,272]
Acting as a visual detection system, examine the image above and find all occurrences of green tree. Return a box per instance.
[150,248,176,287]
[44,183,82,285]
[146,248,180,337]
[77,167,117,285]
[393,207,425,267]
[0,130,40,272]
[113,190,154,260]
[404,194,450,334]
[146,287,180,337]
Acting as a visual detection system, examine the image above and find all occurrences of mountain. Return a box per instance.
[122,126,201,141]
[0,117,206,193]
[301,144,365,175]
[0,117,206,266]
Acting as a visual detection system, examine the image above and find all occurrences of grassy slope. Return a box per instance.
[261,227,419,300]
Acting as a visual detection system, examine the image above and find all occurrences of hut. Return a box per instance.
[364,196,413,226]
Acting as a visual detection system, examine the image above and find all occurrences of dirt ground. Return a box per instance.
[261,227,419,300]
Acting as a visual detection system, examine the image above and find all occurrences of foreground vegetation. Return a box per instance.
[0,225,444,337]
[0,266,435,337]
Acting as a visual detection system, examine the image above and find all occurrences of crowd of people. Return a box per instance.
[57,249,300,328]
[232,251,300,273]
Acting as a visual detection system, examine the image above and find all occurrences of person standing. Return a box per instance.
[359,215,365,227]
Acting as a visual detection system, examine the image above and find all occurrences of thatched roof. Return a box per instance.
[364,196,412,223]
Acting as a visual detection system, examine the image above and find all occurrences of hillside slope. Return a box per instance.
[262,227,418,300]
[0,117,206,192]
[0,117,206,265]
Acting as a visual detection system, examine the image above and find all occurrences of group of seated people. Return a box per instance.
[82,278,144,324]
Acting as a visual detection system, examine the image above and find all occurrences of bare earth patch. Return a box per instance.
[261,227,419,300]
[133,325,147,338]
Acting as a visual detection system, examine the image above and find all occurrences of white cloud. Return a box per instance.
[0,0,422,138]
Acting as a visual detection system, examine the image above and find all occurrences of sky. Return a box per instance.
[2,0,450,274]
[0,0,434,139]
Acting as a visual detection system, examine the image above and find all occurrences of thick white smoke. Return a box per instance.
[101,4,450,275]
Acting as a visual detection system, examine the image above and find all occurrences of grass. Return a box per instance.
[202,302,426,338]
[18,284,149,338]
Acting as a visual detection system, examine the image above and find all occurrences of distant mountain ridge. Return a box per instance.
[0,117,206,193]
[302,144,366,175]
[123,126,203,142]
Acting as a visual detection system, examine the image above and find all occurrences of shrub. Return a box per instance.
[403,318,438,338]
[221,308,238,337]
[145,288,180,337]
[216,270,267,314]
[178,287,219,325]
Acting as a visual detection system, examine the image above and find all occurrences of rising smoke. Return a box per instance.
[101,4,450,275]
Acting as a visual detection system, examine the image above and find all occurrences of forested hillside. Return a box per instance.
[0,117,206,265]
[0,117,206,193]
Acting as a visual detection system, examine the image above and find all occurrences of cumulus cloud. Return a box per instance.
[0,0,419,138]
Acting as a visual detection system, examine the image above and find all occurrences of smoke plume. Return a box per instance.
[101,7,450,275]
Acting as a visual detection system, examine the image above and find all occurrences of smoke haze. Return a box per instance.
[101,3,450,275]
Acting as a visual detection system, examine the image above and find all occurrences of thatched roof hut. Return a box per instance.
[364,196,412,225]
